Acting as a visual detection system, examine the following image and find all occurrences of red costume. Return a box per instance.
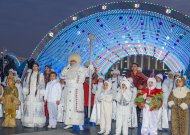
[83,82,95,107]
[135,88,163,111]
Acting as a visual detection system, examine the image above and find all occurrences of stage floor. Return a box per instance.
[0,118,172,135]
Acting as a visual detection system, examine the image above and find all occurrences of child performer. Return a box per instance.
[156,74,169,130]
[115,77,132,135]
[127,77,138,128]
[57,78,65,123]
[168,76,190,135]
[98,81,113,135]
[15,78,24,119]
[135,78,163,135]
[44,72,62,128]
[90,75,104,125]
[1,77,20,127]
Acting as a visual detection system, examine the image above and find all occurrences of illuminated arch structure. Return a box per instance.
[31,1,190,75]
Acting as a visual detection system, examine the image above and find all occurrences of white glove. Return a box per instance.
[66,64,71,69]
[168,101,175,107]
[89,64,94,70]
[143,94,147,99]
[145,104,149,109]
[180,103,188,110]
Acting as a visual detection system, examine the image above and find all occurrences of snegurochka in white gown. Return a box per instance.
[22,63,46,127]
[60,54,94,130]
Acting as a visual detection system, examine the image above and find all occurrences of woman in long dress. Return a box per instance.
[22,62,46,127]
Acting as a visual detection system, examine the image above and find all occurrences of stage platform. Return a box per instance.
[0,118,173,135]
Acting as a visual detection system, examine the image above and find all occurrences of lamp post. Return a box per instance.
[88,33,95,118]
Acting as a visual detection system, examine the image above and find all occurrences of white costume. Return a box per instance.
[60,54,94,129]
[98,81,113,135]
[156,74,169,130]
[115,77,132,135]
[163,71,174,121]
[0,84,3,118]
[22,70,46,127]
[45,79,62,128]
[90,76,104,124]
[127,77,138,128]
[108,69,122,120]
[57,83,65,122]
[141,78,160,135]
[15,78,24,119]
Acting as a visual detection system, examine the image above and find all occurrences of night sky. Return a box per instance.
[0,0,189,58]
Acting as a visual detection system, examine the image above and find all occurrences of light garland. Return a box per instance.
[27,1,190,76]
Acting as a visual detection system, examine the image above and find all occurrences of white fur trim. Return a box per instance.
[180,103,188,110]
[168,101,175,107]
[174,72,180,76]
[147,78,156,90]
[68,53,81,63]
[98,75,104,80]
[173,87,188,98]
[9,69,14,72]
[156,74,163,80]
[39,89,45,96]
[104,81,112,91]
[23,87,29,95]
[111,69,120,75]
[168,71,174,76]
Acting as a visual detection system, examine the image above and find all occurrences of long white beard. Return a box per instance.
[66,64,80,80]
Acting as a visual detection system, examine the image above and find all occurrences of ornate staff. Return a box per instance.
[88,33,95,118]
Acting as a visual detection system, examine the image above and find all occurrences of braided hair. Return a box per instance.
[28,63,40,96]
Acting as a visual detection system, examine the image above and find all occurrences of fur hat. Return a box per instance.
[156,74,163,80]
[168,71,174,76]
[98,75,104,80]
[147,78,156,90]
[9,69,14,73]
[104,81,112,91]
[120,77,131,90]
[175,76,186,85]
[68,53,81,64]
[174,72,180,76]
[111,69,120,75]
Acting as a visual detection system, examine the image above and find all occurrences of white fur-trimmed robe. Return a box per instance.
[57,84,65,122]
[156,82,169,129]
[128,86,138,128]
[60,64,93,126]
[163,78,174,121]
[22,71,46,127]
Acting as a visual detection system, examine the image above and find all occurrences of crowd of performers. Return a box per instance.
[0,53,189,135]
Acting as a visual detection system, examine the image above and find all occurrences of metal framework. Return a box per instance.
[31,1,190,75]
